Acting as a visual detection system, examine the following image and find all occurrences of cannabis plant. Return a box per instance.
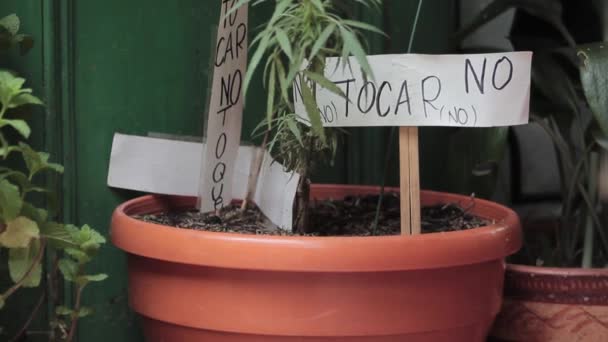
[0,14,106,341]
[239,0,381,233]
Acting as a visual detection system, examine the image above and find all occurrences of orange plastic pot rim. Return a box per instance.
[111,185,522,272]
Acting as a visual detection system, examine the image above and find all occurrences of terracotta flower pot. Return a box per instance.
[111,184,522,341]
[490,264,608,342]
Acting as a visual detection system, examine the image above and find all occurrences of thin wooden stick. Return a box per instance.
[399,126,412,234]
[408,127,421,234]
[241,129,270,210]
[399,127,421,235]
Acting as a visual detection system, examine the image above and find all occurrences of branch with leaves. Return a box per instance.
[239,0,381,233]
[0,14,107,341]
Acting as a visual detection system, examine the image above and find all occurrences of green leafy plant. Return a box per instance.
[0,14,107,341]
[458,0,608,268]
[238,0,381,233]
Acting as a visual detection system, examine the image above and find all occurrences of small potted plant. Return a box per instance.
[0,14,107,341]
[458,1,608,341]
[110,1,522,341]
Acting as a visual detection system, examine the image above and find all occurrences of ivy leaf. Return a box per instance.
[0,119,30,138]
[9,239,42,287]
[0,216,39,248]
[0,179,22,222]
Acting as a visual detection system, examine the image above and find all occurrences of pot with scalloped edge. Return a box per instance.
[490,263,608,342]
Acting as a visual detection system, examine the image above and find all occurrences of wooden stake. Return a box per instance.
[399,126,421,235]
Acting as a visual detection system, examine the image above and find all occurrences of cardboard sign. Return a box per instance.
[294,52,532,127]
[198,1,248,212]
[107,134,300,230]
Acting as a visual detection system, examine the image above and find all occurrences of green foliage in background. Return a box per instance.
[459,0,608,268]
[0,14,106,341]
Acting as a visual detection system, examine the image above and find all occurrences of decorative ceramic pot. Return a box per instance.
[490,264,608,342]
[111,184,521,341]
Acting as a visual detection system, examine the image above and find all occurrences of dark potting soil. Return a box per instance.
[133,193,490,236]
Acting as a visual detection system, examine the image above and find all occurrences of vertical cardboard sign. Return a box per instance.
[198,1,248,212]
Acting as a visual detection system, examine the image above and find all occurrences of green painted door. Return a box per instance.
[0,1,457,341]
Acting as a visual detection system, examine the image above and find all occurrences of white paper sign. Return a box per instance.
[294,52,532,127]
[198,1,248,212]
[108,134,300,230]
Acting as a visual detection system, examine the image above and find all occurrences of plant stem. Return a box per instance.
[10,291,46,342]
[1,239,46,301]
[371,0,423,233]
[65,282,84,342]
[295,137,314,234]
[582,152,599,268]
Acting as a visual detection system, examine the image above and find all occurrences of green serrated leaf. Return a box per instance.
[41,222,75,249]
[0,14,19,35]
[80,273,108,283]
[10,92,43,108]
[20,202,48,224]
[65,247,90,263]
[76,224,106,252]
[55,305,72,316]
[0,119,30,138]
[9,238,42,287]
[0,216,39,248]
[18,143,64,179]
[0,179,22,222]
[58,258,78,282]
[77,306,93,318]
